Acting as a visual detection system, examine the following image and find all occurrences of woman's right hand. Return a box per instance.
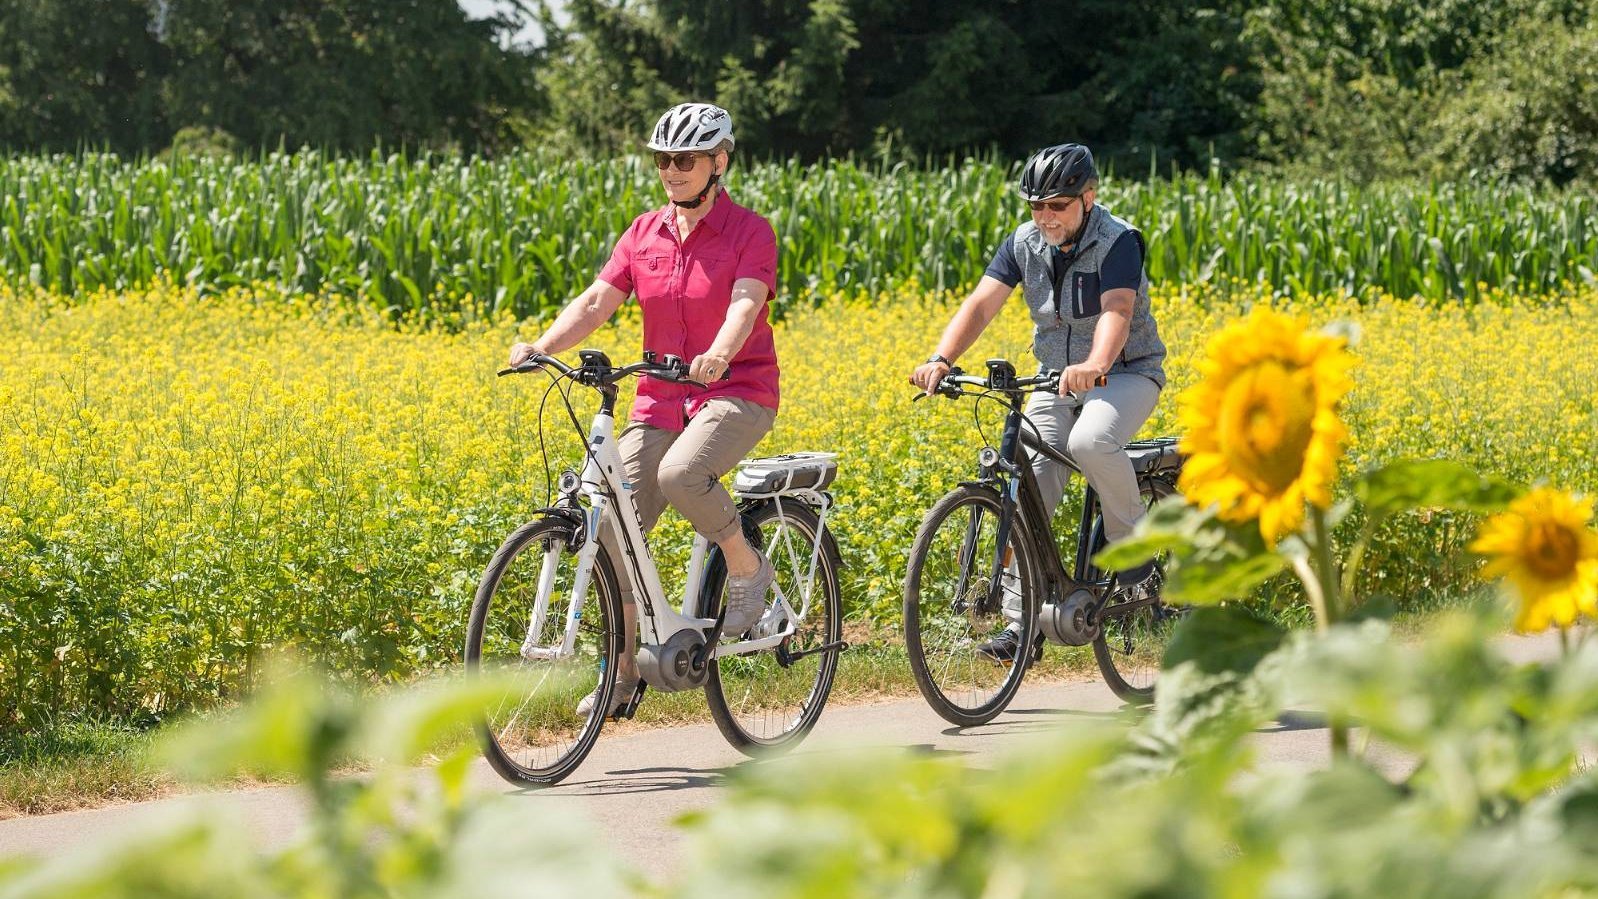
[508,341,544,367]
[909,360,951,394]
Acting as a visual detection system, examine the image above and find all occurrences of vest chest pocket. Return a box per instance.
[1069,270,1102,318]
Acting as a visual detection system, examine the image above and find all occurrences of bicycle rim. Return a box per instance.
[466,516,621,785]
[904,486,1038,726]
[705,501,842,753]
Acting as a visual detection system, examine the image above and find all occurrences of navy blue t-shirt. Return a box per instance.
[984,230,1143,292]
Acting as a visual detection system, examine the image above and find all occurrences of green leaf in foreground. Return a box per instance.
[1096,498,1289,604]
[1163,606,1288,677]
[1355,458,1522,523]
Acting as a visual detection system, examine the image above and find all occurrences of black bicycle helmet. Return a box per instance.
[1018,143,1097,200]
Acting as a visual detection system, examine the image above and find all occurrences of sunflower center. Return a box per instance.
[1216,360,1316,495]
[1525,521,1580,581]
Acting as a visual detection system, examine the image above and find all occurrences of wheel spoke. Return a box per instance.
[706,504,840,751]
[468,519,618,784]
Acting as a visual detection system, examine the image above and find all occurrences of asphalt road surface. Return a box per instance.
[0,632,1560,876]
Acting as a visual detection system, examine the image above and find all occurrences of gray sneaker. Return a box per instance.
[723,552,774,636]
[576,676,638,718]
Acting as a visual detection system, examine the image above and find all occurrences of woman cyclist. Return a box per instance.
[508,102,781,714]
[908,143,1166,663]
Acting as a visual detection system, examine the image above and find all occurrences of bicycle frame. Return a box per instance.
[975,387,1105,607]
[519,373,824,676]
[960,375,1168,629]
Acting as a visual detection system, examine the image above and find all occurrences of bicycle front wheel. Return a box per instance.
[1090,477,1180,705]
[466,515,623,785]
[703,500,843,754]
[904,485,1039,726]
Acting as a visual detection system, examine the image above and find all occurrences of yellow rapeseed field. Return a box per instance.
[3,280,1594,725]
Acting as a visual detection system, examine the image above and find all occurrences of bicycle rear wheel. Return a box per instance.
[904,485,1039,726]
[703,500,843,754]
[466,515,623,785]
[1089,477,1181,705]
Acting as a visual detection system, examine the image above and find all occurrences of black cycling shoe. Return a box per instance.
[976,627,1044,665]
[1116,562,1164,603]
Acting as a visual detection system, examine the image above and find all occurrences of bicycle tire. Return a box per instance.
[702,501,843,754]
[1089,477,1180,705]
[466,515,623,785]
[904,485,1040,726]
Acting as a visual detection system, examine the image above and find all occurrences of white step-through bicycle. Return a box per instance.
[467,349,846,785]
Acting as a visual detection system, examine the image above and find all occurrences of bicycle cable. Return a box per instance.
[533,369,566,507]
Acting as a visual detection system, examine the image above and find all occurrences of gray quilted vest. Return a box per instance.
[1011,206,1166,388]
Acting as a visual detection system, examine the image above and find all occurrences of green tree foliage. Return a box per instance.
[1428,18,1598,186]
[1242,0,1597,182]
[535,0,1256,169]
[157,0,540,154]
[0,0,538,156]
[0,0,171,154]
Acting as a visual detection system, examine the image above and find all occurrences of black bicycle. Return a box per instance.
[903,359,1185,725]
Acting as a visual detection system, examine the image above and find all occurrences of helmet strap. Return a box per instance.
[1063,201,1092,248]
[672,170,721,210]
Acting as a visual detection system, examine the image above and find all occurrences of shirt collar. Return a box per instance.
[655,188,733,239]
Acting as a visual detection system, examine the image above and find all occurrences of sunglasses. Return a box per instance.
[653,151,711,172]
[1028,198,1079,213]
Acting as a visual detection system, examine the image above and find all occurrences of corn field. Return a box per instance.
[1,151,1594,321]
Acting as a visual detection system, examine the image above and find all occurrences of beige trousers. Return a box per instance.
[598,397,775,605]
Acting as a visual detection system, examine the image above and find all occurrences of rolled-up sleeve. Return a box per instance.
[736,221,779,296]
[597,225,638,295]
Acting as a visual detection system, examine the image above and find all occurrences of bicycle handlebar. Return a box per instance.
[913,363,1107,402]
[498,351,709,389]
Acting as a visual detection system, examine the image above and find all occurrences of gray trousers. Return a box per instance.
[1004,373,1161,621]
[1023,373,1161,542]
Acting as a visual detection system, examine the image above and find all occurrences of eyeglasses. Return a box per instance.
[1028,198,1079,213]
[653,151,710,172]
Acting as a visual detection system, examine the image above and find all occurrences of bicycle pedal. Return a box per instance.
[607,682,648,721]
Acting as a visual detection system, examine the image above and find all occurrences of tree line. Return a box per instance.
[2,0,1595,184]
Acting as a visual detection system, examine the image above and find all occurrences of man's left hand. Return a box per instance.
[1060,363,1108,395]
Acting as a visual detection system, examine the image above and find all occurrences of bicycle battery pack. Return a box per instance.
[733,452,839,497]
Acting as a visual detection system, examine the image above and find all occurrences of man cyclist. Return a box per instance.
[508,102,781,714]
[909,143,1166,663]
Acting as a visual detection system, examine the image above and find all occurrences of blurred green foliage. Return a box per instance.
[7,609,1598,897]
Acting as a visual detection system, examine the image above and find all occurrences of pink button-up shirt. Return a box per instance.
[597,190,780,432]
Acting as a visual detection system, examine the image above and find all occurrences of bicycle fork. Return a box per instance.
[519,503,607,662]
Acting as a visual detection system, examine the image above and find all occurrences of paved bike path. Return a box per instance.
[0,633,1560,875]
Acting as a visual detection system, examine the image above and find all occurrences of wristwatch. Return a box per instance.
[926,353,952,366]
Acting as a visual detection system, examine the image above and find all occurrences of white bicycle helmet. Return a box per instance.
[647,102,735,152]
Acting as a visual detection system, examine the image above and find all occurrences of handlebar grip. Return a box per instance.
[498,359,543,376]
[1095,374,1108,388]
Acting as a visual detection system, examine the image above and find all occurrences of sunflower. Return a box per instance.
[1177,308,1355,543]
[1471,487,1598,633]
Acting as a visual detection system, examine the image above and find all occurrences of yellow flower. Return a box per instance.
[1471,488,1598,633]
[1176,308,1355,543]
